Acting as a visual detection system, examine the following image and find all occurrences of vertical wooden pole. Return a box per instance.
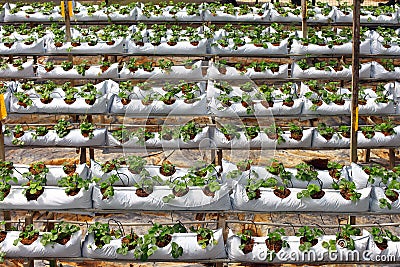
[64,1,73,63]
[216,213,227,267]
[389,149,396,169]
[64,1,72,42]
[24,212,34,267]
[364,149,371,162]
[0,122,5,161]
[46,213,56,267]
[80,148,87,164]
[349,0,361,226]
[0,121,10,231]
[88,115,95,161]
[301,0,307,39]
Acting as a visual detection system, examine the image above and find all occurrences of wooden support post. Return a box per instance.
[216,213,227,267]
[349,0,361,226]
[0,121,10,231]
[24,212,34,267]
[64,1,73,63]
[46,213,57,267]
[364,149,371,162]
[301,0,307,39]
[80,148,87,164]
[350,0,360,164]
[217,149,222,167]
[211,116,216,165]
[0,122,4,162]
[389,149,396,169]
[88,115,95,161]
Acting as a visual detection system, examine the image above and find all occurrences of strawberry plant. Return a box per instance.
[41,221,80,246]
[190,226,218,248]
[13,224,39,246]
[87,222,122,249]
[57,173,93,196]
[296,226,323,252]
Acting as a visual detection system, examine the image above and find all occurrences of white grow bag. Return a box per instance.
[358,99,395,115]
[210,39,288,56]
[1,231,82,258]
[109,95,208,116]
[82,229,226,260]
[90,160,142,186]
[291,62,371,79]
[203,8,269,22]
[0,61,34,78]
[0,185,93,210]
[302,99,351,116]
[4,130,58,147]
[0,38,46,55]
[213,128,313,149]
[311,132,350,149]
[371,39,400,55]
[72,3,109,21]
[221,160,350,189]
[36,63,119,79]
[73,2,136,21]
[226,230,370,263]
[372,61,400,79]
[4,3,62,22]
[231,184,371,212]
[127,40,207,55]
[46,38,126,54]
[119,61,203,79]
[335,7,399,24]
[366,231,400,261]
[206,62,288,80]
[91,162,213,186]
[55,129,107,147]
[357,127,400,148]
[349,163,389,189]
[9,94,109,114]
[208,98,303,117]
[136,7,203,22]
[370,187,400,213]
[11,163,89,186]
[92,185,231,211]
[269,6,335,23]
[107,127,210,149]
[290,39,371,55]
